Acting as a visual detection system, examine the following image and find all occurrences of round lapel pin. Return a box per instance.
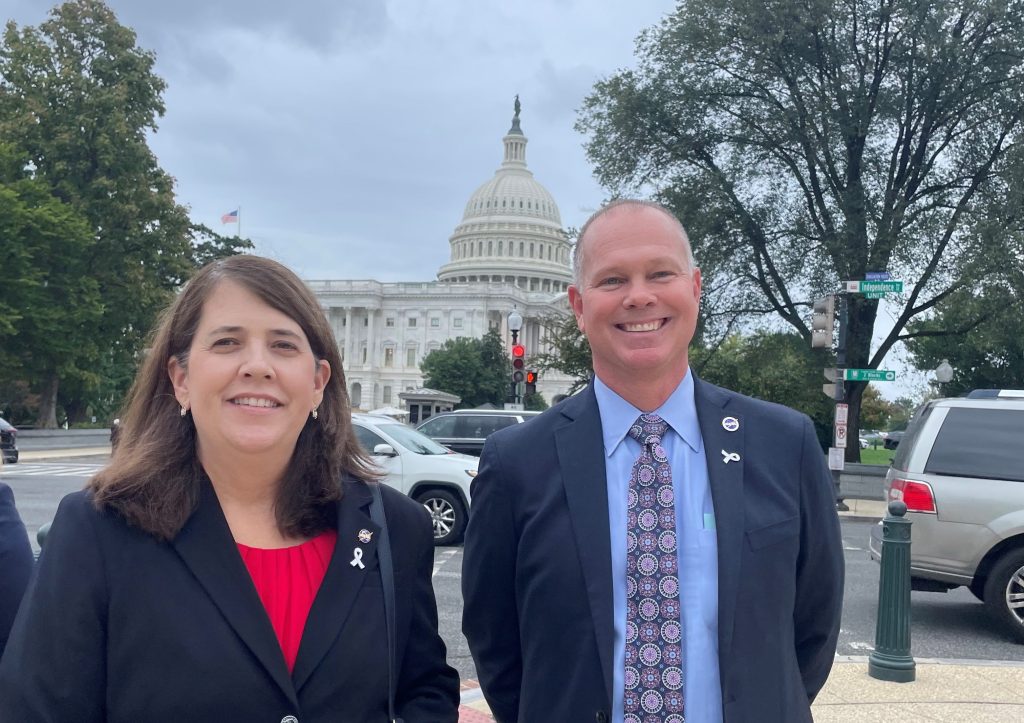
[358,529,373,544]
[722,416,739,432]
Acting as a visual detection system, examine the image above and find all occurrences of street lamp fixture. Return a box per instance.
[508,308,523,345]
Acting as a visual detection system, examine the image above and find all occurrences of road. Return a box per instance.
[4,459,1022,683]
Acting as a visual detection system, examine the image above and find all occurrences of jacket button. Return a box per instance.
[281,717,298,723]
[596,713,607,723]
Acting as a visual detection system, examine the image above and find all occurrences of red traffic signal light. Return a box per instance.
[525,371,537,384]
[512,344,525,359]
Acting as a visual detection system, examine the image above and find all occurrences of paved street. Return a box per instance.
[4,459,1022,679]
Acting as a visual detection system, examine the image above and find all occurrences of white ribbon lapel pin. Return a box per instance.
[721,450,741,464]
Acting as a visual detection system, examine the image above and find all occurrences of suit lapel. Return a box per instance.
[291,480,379,692]
[171,479,298,707]
[554,385,615,701]
[693,378,746,662]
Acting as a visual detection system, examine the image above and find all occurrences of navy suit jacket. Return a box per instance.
[0,478,460,722]
[462,378,844,723]
[0,482,33,661]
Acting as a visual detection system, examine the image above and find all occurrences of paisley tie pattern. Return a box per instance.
[625,413,684,723]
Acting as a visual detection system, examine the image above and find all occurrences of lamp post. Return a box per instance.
[508,308,523,346]
[508,309,524,406]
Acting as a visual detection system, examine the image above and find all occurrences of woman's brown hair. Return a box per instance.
[89,254,379,541]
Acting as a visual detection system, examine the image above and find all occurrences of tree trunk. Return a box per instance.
[35,373,60,429]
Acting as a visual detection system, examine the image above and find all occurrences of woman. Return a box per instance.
[0,255,460,721]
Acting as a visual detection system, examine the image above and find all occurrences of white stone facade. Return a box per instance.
[309,101,576,410]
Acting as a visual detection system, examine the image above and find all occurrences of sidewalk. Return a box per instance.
[458,657,1024,721]
[837,497,888,521]
[16,447,110,462]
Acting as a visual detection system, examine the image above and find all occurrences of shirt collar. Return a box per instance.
[593,370,703,457]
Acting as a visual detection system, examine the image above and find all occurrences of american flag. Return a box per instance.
[221,209,239,224]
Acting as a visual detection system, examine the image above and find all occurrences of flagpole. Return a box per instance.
[237,205,242,240]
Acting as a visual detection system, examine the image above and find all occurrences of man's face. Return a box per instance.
[568,206,701,391]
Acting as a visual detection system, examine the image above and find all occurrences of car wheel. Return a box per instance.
[415,489,465,546]
[982,548,1024,643]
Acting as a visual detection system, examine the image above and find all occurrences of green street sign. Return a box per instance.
[845,280,903,293]
[843,368,897,382]
[863,291,887,299]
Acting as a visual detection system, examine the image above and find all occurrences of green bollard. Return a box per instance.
[868,500,916,682]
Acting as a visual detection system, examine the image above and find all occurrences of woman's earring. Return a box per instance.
[180,406,187,418]
[311,406,319,420]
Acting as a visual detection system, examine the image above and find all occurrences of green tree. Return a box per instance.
[533,314,593,393]
[0,1,249,425]
[904,279,1024,398]
[858,384,897,431]
[0,142,101,424]
[693,331,833,448]
[420,329,510,409]
[577,0,1024,457]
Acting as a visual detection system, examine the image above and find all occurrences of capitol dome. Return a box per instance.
[437,98,572,294]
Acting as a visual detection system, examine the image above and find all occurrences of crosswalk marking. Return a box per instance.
[1,463,106,478]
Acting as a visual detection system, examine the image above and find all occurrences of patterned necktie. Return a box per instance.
[625,413,684,723]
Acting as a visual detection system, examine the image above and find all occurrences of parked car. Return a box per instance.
[351,413,478,546]
[882,430,904,450]
[0,417,19,464]
[415,409,541,456]
[868,390,1024,642]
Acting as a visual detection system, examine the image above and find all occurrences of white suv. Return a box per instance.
[868,390,1024,642]
[351,414,478,546]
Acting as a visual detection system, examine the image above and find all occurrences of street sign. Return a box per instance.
[863,291,887,299]
[865,271,891,281]
[845,280,904,293]
[828,447,845,471]
[835,403,849,425]
[835,423,848,449]
[843,368,896,382]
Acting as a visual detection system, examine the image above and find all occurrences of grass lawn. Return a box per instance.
[858,446,895,466]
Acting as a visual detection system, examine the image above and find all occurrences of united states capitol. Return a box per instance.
[307,100,575,421]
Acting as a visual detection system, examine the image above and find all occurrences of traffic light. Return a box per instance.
[811,295,836,348]
[511,344,525,383]
[525,370,538,396]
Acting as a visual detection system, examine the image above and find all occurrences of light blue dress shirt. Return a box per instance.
[595,371,723,723]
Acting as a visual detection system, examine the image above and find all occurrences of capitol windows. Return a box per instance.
[498,240,503,255]
[383,386,392,404]
[384,347,394,368]
[408,317,418,328]
[406,348,416,367]
[430,317,440,328]
[453,318,463,329]
[530,242,535,257]
[385,317,395,328]
[519,241,524,257]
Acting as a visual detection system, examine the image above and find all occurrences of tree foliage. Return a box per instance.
[420,329,510,409]
[693,331,833,447]
[904,280,1024,396]
[0,1,250,425]
[577,0,1024,454]
[534,314,593,393]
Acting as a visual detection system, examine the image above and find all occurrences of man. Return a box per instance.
[462,200,843,723]
[1,480,33,660]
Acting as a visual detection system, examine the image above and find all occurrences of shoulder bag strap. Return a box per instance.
[368,482,400,723]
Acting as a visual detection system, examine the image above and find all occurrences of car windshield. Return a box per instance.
[381,423,452,455]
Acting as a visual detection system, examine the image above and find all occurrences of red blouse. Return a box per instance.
[237,529,338,673]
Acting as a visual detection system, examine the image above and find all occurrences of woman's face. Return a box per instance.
[167,279,330,464]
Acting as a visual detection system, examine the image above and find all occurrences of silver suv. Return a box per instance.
[416,409,541,456]
[868,390,1024,642]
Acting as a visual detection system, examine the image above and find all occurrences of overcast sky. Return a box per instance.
[3,0,679,281]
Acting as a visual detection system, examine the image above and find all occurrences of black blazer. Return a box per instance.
[0,482,33,661]
[0,478,460,722]
[462,378,844,723]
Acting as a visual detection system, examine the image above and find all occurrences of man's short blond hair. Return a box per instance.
[572,199,695,286]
